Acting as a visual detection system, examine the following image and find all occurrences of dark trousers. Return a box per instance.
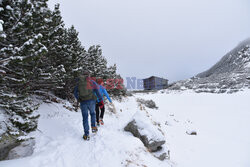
[96,102,105,123]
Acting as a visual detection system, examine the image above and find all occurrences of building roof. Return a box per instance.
[143,76,169,81]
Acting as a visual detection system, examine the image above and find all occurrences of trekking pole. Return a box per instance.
[111,103,117,114]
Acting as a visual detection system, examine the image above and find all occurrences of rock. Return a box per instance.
[124,111,165,152]
[153,149,170,161]
[51,98,60,103]
[6,139,35,160]
[125,91,133,96]
[63,105,74,112]
[186,130,197,135]
[0,133,20,161]
[136,98,158,109]
[156,153,168,161]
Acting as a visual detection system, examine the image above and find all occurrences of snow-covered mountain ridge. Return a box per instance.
[170,39,250,93]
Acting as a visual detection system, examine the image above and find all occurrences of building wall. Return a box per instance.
[143,77,168,90]
[143,77,155,90]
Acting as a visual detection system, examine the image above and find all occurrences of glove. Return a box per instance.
[98,101,104,109]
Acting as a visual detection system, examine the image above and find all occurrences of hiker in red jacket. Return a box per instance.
[96,80,112,126]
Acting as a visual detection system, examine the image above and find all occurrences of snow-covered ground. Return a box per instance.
[1,90,250,167]
[135,90,250,167]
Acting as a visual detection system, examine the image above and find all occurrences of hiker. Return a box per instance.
[74,72,104,140]
[96,80,112,126]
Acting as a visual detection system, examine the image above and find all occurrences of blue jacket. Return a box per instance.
[96,85,112,103]
[74,80,103,103]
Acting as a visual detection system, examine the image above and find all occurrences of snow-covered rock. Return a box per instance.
[0,110,21,161]
[124,111,165,152]
[186,130,197,135]
[0,134,20,161]
[6,139,35,160]
[136,98,158,109]
[0,111,11,160]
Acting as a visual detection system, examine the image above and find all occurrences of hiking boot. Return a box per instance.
[99,119,104,125]
[83,134,90,141]
[92,126,98,133]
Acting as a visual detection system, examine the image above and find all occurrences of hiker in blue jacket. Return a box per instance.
[96,80,112,126]
[74,72,104,140]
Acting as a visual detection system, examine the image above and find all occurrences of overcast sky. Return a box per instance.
[48,0,250,82]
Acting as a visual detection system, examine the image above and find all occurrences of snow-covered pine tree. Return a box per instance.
[64,26,86,76]
[26,0,54,92]
[84,45,109,78]
[43,4,69,98]
[106,64,126,98]
[30,3,66,96]
[0,0,45,134]
[0,0,126,140]
[83,45,126,98]
[60,25,87,99]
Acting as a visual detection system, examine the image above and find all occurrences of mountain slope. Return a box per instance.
[197,38,250,78]
[170,38,250,93]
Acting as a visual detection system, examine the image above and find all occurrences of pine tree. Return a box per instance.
[31,3,66,94]
[60,26,87,99]
[27,0,55,92]
[0,0,44,134]
[0,0,126,139]
[106,64,126,97]
[84,45,108,78]
[82,45,126,98]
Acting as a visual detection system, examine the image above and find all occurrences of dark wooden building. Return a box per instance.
[143,76,168,90]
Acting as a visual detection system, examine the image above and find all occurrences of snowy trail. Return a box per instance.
[1,90,250,167]
[0,98,170,167]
